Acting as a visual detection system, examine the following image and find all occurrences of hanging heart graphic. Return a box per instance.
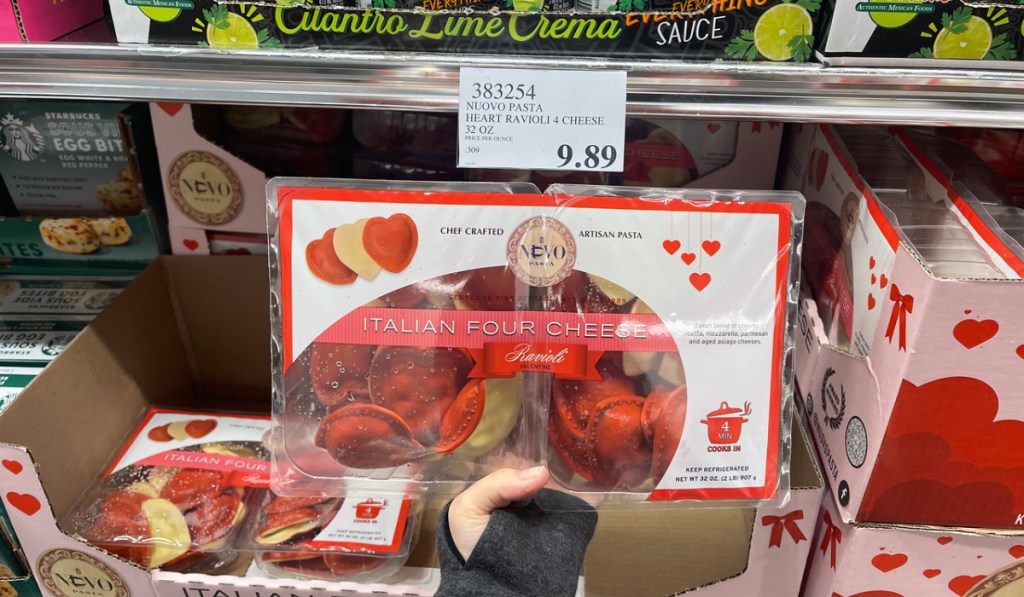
[938,537,953,545]
[689,272,711,292]
[707,124,721,134]
[663,240,681,256]
[880,274,888,288]
[156,102,184,116]
[948,575,985,596]
[953,319,999,349]
[6,492,40,516]
[871,553,908,573]
[871,274,877,285]
[923,569,942,579]
[702,240,721,257]
[681,252,696,266]
[1010,545,1024,559]
[870,257,876,269]
[183,239,199,252]
[2,460,22,475]
[868,294,876,310]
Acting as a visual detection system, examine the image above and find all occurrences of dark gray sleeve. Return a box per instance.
[435,488,598,597]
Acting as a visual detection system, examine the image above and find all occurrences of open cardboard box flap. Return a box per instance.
[0,256,822,597]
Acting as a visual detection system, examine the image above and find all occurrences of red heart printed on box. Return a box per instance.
[923,569,942,579]
[156,102,184,116]
[953,318,999,349]
[6,492,40,516]
[183,239,200,252]
[2,460,22,475]
[662,240,681,256]
[872,553,908,573]
[681,253,696,266]
[948,575,985,596]
[702,240,721,257]
[1010,545,1024,559]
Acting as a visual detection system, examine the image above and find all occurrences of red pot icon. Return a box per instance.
[701,401,751,445]
[355,499,385,520]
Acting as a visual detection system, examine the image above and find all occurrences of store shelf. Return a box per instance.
[3,42,1024,125]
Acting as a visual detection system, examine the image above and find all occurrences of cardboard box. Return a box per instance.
[782,122,1024,531]
[108,0,826,60]
[0,256,820,597]
[0,0,101,42]
[817,0,1024,68]
[804,492,1024,597]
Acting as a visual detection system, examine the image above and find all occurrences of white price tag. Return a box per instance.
[458,67,626,172]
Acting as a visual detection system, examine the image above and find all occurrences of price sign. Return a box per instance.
[458,67,626,172]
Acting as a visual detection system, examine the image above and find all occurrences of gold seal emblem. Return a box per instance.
[506,217,576,288]
[168,150,242,225]
[36,549,128,597]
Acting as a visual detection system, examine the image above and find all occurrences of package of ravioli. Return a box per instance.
[270,179,803,506]
[241,491,420,582]
[65,408,271,573]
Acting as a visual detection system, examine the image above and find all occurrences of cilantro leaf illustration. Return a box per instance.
[942,6,971,34]
[256,28,283,48]
[792,0,821,13]
[725,29,758,61]
[206,4,230,29]
[909,46,934,58]
[788,33,814,62]
[987,32,1016,60]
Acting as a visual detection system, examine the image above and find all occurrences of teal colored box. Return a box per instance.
[0,317,90,367]
[0,211,161,276]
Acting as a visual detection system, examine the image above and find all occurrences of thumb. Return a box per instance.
[454,466,549,518]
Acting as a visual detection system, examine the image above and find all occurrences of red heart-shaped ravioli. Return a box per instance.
[363,213,418,273]
[306,229,357,285]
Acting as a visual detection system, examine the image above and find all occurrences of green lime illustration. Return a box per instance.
[933,15,992,59]
[868,0,923,28]
[753,3,813,61]
[206,12,260,48]
[512,0,543,10]
[139,5,181,21]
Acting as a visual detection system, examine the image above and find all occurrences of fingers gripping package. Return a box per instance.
[269,179,805,506]
[65,408,272,573]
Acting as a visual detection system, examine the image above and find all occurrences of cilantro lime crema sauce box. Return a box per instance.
[0,102,149,216]
[0,316,90,367]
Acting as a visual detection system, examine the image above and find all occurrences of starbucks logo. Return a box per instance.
[0,114,44,162]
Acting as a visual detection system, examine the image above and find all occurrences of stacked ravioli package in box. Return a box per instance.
[66,408,272,572]
[268,179,804,507]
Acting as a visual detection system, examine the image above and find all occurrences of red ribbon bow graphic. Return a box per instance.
[819,510,843,569]
[884,284,914,351]
[761,510,806,548]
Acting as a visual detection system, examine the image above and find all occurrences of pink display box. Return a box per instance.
[804,494,1024,597]
[0,0,101,42]
[783,122,1024,531]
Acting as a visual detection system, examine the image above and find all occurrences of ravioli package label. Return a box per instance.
[271,181,803,503]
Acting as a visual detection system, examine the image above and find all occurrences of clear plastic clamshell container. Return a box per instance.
[241,492,420,582]
[65,409,272,573]
[875,191,1005,279]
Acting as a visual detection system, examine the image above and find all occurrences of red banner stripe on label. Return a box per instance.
[134,451,270,487]
[312,307,676,354]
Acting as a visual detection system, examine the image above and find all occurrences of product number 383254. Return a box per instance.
[472,83,537,101]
